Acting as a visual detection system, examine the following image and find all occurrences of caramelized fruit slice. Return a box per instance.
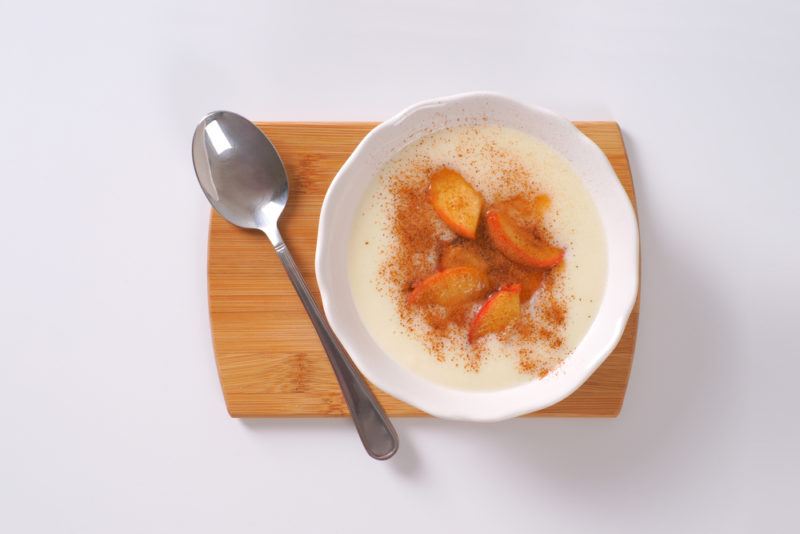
[428,168,483,239]
[469,284,522,342]
[408,267,489,306]
[439,243,488,272]
[485,209,564,268]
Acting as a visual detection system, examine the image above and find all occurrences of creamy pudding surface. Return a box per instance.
[348,124,607,391]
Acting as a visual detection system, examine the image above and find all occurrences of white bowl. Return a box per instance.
[315,92,639,421]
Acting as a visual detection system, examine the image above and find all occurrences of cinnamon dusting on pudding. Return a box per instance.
[376,139,571,376]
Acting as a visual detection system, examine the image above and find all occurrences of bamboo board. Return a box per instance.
[208,122,639,417]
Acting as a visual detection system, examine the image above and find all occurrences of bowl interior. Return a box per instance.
[315,93,638,421]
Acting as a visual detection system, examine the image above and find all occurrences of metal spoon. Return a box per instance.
[192,111,399,460]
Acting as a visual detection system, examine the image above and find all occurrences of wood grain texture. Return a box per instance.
[208,122,639,417]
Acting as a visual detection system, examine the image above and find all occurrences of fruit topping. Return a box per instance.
[485,209,564,268]
[428,168,483,239]
[408,267,490,307]
[469,284,522,342]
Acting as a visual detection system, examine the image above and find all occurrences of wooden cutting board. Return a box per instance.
[208,122,639,417]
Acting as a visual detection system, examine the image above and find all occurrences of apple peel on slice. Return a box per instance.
[408,267,489,307]
[485,209,564,268]
[428,168,483,239]
[468,284,522,343]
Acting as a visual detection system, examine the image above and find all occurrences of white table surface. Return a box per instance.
[2,1,799,532]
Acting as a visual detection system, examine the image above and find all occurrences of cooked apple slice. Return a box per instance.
[428,168,483,239]
[408,267,489,306]
[485,209,564,268]
[439,243,488,272]
[468,284,522,342]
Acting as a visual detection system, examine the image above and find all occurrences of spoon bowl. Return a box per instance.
[192,111,288,241]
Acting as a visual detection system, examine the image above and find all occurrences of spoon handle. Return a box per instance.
[272,241,399,460]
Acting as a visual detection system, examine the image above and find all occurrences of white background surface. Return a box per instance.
[2,1,799,532]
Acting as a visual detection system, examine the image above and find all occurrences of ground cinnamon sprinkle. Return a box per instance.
[376,129,572,377]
